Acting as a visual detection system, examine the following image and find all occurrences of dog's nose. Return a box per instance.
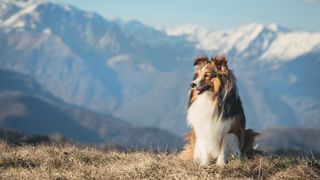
[191,82,196,88]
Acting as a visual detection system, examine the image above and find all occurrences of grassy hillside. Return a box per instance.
[0,143,319,179]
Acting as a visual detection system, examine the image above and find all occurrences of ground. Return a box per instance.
[0,142,319,179]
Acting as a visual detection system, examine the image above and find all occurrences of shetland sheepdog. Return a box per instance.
[180,55,258,166]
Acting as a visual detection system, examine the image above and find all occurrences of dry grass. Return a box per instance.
[0,142,319,180]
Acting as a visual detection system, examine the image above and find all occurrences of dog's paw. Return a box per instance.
[227,153,240,163]
[216,159,226,167]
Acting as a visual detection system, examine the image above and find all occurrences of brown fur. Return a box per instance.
[229,118,245,149]
[193,56,209,68]
[212,55,229,75]
[179,129,195,160]
[212,78,221,96]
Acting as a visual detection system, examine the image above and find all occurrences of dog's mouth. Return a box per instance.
[194,85,211,95]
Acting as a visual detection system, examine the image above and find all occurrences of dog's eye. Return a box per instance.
[204,73,210,78]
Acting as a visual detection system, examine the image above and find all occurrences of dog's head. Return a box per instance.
[191,55,233,97]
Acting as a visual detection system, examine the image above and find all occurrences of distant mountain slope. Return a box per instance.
[0,0,319,136]
[257,128,320,155]
[0,91,102,143]
[0,69,183,149]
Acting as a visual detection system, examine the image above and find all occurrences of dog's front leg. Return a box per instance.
[194,139,211,165]
[217,133,241,166]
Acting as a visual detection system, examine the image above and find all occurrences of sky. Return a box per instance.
[48,0,320,31]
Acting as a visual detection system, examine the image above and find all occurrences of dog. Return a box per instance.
[180,55,258,166]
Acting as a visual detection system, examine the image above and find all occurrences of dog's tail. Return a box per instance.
[242,129,259,154]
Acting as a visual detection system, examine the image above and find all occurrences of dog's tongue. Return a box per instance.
[194,89,201,95]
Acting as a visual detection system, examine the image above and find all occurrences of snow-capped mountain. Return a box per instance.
[0,0,319,137]
[165,23,320,63]
[0,0,130,113]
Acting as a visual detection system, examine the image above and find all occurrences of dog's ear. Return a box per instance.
[212,55,229,75]
[193,56,209,70]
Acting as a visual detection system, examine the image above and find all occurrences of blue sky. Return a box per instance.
[49,0,320,31]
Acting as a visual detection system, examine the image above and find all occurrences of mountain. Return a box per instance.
[256,128,320,157]
[0,69,183,149]
[0,0,128,113]
[165,23,320,63]
[0,0,319,137]
[0,0,195,135]
[0,70,102,143]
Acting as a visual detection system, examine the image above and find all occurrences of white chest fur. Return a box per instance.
[187,92,232,165]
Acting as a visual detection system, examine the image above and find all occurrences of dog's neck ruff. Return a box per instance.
[187,91,231,132]
[187,91,233,164]
[187,91,216,127]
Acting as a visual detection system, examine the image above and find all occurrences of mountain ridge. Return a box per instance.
[165,23,320,63]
